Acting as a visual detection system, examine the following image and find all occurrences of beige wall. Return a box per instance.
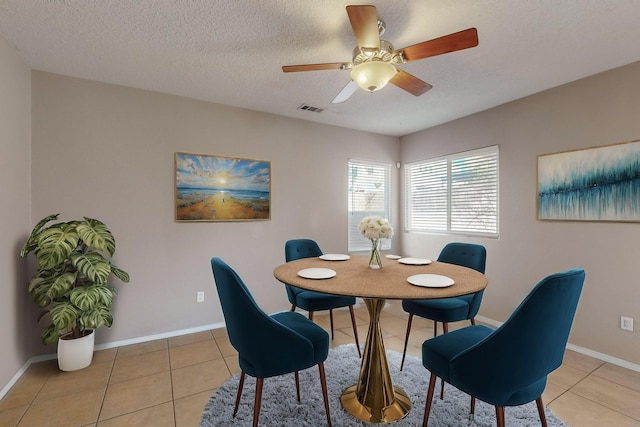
[0,37,33,388]
[400,61,640,365]
[30,71,400,348]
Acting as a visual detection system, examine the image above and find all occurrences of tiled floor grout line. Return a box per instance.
[94,348,118,425]
[546,360,604,406]
[14,362,52,427]
[214,337,236,382]
[591,362,640,391]
[561,385,640,423]
[167,339,178,427]
[567,370,640,422]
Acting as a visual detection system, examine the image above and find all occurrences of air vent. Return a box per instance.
[297,104,324,113]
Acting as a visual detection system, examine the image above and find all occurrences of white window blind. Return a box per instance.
[348,160,391,251]
[406,146,499,237]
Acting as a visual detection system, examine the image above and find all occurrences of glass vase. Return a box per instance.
[368,239,382,269]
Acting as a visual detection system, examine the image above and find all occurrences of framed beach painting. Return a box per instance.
[175,152,271,222]
[537,140,640,222]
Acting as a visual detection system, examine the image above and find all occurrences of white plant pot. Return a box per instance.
[57,329,95,371]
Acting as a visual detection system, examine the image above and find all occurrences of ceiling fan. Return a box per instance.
[282,5,479,104]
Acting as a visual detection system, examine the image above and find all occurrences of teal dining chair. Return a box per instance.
[285,238,361,357]
[421,268,585,427]
[400,242,487,371]
[210,257,332,427]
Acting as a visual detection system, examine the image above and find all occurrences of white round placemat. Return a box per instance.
[398,257,432,265]
[297,268,337,279]
[407,274,454,287]
[319,254,351,261]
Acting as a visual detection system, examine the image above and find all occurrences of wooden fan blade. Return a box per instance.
[346,5,380,51]
[401,28,478,62]
[282,63,348,72]
[331,80,359,104]
[390,69,432,96]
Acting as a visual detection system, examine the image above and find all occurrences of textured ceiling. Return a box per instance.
[1,1,639,137]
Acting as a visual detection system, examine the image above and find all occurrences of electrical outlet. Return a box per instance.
[197,291,205,303]
[621,316,634,332]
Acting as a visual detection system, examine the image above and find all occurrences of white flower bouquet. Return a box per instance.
[358,216,393,269]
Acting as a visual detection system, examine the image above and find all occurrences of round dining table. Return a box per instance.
[273,254,488,424]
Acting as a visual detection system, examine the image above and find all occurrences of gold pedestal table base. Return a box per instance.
[340,298,411,423]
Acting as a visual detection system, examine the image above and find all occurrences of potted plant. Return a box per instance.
[20,214,130,371]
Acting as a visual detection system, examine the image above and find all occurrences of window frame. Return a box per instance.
[405,145,499,238]
[348,159,392,252]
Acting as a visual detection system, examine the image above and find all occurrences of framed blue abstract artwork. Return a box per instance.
[537,140,640,221]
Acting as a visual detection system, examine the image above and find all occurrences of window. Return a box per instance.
[348,160,391,251]
[405,146,499,237]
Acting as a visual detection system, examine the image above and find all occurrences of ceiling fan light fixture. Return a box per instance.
[360,47,377,57]
[350,61,397,93]
[282,6,479,102]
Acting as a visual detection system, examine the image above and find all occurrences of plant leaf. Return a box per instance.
[110,264,130,283]
[70,285,114,311]
[79,307,113,329]
[77,218,116,256]
[69,286,96,311]
[71,251,111,284]
[20,213,60,257]
[41,324,60,345]
[50,301,80,331]
[95,285,116,307]
[28,277,48,303]
[28,276,55,307]
[36,224,79,270]
[29,271,76,305]
[48,272,77,300]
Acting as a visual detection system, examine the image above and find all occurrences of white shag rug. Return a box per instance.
[200,344,567,426]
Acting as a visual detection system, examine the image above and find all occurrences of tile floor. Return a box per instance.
[1,301,639,426]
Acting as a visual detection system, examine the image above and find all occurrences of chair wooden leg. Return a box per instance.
[470,396,476,415]
[348,305,362,358]
[294,371,301,402]
[400,314,414,371]
[437,322,449,400]
[495,406,505,427]
[470,318,476,325]
[233,371,246,417]
[253,377,264,427]
[433,320,438,337]
[422,374,437,427]
[308,311,314,321]
[291,304,296,312]
[329,309,334,339]
[318,363,332,427]
[536,396,548,427]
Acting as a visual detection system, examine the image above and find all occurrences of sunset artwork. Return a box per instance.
[175,153,271,221]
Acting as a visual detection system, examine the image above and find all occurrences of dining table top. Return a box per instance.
[273,255,488,300]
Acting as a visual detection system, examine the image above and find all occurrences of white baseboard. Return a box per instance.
[474,314,503,328]
[0,354,56,401]
[92,321,226,351]
[0,321,226,400]
[475,315,640,373]
[564,343,640,372]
